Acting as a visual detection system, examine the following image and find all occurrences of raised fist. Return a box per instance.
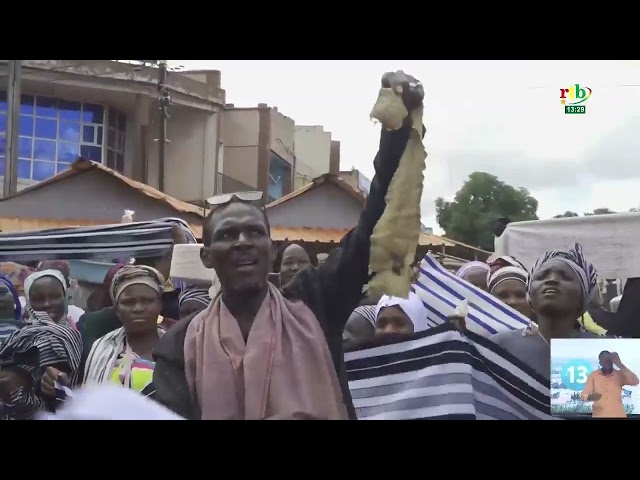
[381,71,424,111]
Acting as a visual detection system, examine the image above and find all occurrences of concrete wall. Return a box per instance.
[267,183,363,229]
[269,107,295,166]
[221,108,261,189]
[146,106,219,202]
[294,125,332,179]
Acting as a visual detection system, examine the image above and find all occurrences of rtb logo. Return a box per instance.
[560,84,592,114]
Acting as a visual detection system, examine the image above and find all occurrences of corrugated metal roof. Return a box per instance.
[270,226,454,246]
[0,217,108,232]
[438,237,492,254]
[266,173,366,209]
[0,158,206,217]
[0,217,204,238]
[270,227,348,243]
[0,217,454,247]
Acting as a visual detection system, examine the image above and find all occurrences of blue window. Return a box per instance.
[105,109,126,172]
[267,152,292,203]
[0,93,126,181]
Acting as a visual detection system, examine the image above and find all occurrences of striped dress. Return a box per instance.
[0,313,82,420]
[346,323,554,420]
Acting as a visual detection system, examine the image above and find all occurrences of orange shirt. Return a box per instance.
[580,369,639,418]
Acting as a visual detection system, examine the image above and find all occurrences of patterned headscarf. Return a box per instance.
[456,261,490,279]
[527,242,598,317]
[0,275,22,320]
[109,265,165,305]
[486,256,528,293]
[178,286,210,308]
[0,262,35,295]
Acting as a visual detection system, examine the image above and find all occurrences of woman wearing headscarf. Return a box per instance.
[178,286,210,321]
[81,265,166,395]
[37,260,85,325]
[0,262,35,313]
[456,261,490,291]
[23,269,77,329]
[0,309,82,420]
[275,242,315,288]
[490,243,602,379]
[486,256,533,319]
[0,275,23,344]
[77,264,128,354]
[374,291,428,336]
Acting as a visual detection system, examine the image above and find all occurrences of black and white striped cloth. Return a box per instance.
[0,218,197,264]
[346,323,555,420]
[0,312,83,420]
[353,305,377,327]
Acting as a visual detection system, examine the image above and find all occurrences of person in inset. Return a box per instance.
[490,243,602,380]
[0,276,23,344]
[580,351,639,418]
[152,73,425,420]
[374,292,428,336]
[456,261,490,291]
[487,256,533,319]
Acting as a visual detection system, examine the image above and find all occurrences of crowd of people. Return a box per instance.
[0,71,636,420]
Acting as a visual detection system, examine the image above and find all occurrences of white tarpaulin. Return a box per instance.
[494,213,640,279]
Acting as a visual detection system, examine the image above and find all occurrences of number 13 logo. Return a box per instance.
[561,360,592,391]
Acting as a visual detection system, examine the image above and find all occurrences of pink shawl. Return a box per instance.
[184,284,348,420]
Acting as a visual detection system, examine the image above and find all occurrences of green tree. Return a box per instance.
[554,211,579,218]
[435,172,539,250]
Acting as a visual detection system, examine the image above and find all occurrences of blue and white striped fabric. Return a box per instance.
[412,254,533,337]
[0,218,197,264]
[346,323,554,420]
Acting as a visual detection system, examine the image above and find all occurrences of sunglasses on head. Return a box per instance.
[206,191,264,207]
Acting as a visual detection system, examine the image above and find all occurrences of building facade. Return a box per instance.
[0,60,225,203]
[293,125,340,189]
[221,104,340,202]
[221,104,295,203]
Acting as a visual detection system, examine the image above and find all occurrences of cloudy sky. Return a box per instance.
[172,60,640,233]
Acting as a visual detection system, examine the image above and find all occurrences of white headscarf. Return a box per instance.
[375,291,428,332]
[24,269,67,312]
[456,261,490,279]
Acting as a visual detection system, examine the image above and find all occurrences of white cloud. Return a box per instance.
[171,60,640,233]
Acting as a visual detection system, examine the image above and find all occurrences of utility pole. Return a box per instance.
[3,60,21,197]
[157,60,170,192]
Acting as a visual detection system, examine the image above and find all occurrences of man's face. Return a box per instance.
[599,352,613,372]
[200,202,271,295]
